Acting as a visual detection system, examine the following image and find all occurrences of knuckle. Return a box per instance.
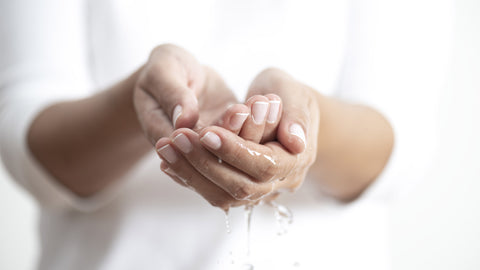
[152,60,172,76]
[257,67,290,87]
[289,106,309,125]
[232,183,254,200]
[179,173,194,187]
[156,43,175,51]
[143,64,163,87]
[258,160,277,182]
[151,44,175,57]
[197,158,211,173]
[225,142,244,163]
[260,67,282,76]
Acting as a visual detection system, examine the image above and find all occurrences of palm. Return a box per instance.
[194,68,238,131]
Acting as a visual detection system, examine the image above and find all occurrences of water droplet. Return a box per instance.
[224,209,231,234]
[235,142,276,165]
[242,263,254,270]
[229,251,235,264]
[262,154,276,165]
[269,201,293,236]
[244,204,254,256]
[218,158,223,164]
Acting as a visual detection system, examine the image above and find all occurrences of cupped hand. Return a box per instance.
[192,67,239,132]
[156,68,320,209]
[133,44,238,145]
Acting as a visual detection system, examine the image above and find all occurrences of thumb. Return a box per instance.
[247,68,308,154]
[277,104,308,155]
[144,44,205,129]
[163,83,200,129]
[142,74,200,129]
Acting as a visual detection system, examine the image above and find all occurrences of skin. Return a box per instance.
[247,68,394,200]
[28,44,393,205]
[28,44,238,197]
[157,68,394,208]
[157,94,285,208]
[27,68,152,197]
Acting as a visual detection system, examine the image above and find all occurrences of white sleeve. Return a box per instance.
[0,0,109,211]
[335,1,452,202]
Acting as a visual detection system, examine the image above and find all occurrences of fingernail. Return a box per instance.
[172,105,182,128]
[163,166,189,187]
[157,144,178,163]
[173,133,192,153]
[200,131,222,150]
[267,100,281,123]
[252,101,269,124]
[230,113,249,130]
[163,166,177,177]
[289,124,306,146]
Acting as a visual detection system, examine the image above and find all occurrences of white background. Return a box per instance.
[1,0,479,269]
[391,0,480,269]
[0,162,37,269]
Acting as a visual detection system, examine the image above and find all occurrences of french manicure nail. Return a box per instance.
[289,123,306,146]
[230,113,249,130]
[267,100,281,123]
[173,133,193,153]
[157,144,178,163]
[172,105,182,128]
[200,131,222,150]
[163,166,177,176]
[163,166,189,186]
[252,101,269,124]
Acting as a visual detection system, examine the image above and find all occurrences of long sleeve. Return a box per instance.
[0,0,101,211]
[336,0,453,201]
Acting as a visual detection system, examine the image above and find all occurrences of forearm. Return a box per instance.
[28,68,151,197]
[310,91,394,201]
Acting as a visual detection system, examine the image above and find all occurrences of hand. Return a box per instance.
[191,67,239,132]
[198,68,320,205]
[133,44,241,145]
[246,68,318,155]
[155,68,319,209]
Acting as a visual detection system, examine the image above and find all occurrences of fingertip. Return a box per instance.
[199,126,239,151]
[156,142,179,164]
[230,112,249,131]
[266,100,281,124]
[160,161,189,188]
[215,103,250,131]
[173,102,199,129]
[289,123,306,147]
[155,137,171,151]
[198,125,235,139]
[172,105,182,128]
[278,122,306,154]
[231,104,250,116]
[200,131,222,150]
[160,160,169,170]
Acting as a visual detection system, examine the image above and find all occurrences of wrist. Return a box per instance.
[104,66,146,139]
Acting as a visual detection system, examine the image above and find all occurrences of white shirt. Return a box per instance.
[0,0,451,269]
